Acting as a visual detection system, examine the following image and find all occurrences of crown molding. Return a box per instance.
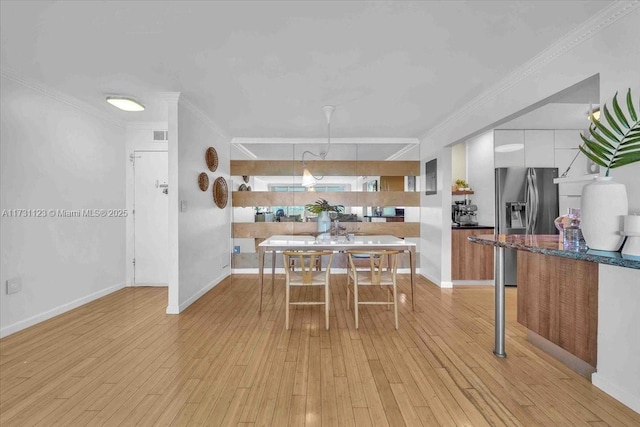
[423,0,640,141]
[178,96,230,140]
[0,67,124,129]
[386,143,419,161]
[232,143,259,160]
[230,137,419,145]
[231,137,418,161]
[159,92,181,103]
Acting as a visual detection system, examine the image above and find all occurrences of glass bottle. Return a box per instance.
[556,208,585,250]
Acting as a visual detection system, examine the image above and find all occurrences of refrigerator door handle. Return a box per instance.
[525,168,538,234]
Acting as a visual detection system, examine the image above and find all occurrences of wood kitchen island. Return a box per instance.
[469,234,640,413]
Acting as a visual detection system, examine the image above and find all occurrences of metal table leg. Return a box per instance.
[409,246,416,311]
[494,246,507,357]
[259,247,265,312]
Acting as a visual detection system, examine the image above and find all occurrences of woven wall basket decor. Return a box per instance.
[213,177,228,208]
[198,172,209,191]
[205,147,218,172]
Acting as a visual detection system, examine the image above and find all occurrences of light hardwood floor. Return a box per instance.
[1,274,638,426]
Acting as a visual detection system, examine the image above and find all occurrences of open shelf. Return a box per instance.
[452,190,474,195]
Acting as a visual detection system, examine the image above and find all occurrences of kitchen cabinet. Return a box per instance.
[494,129,555,168]
[451,227,494,280]
[524,130,554,167]
[380,176,404,191]
[494,130,525,168]
[554,129,598,214]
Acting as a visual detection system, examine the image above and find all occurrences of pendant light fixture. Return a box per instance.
[301,105,335,187]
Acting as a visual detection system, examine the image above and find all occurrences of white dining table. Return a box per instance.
[257,234,417,311]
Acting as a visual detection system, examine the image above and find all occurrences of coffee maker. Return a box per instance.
[452,200,478,226]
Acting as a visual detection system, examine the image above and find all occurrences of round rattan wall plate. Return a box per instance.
[213,177,228,208]
[205,147,218,172]
[198,172,209,191]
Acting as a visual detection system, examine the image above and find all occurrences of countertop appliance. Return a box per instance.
[452,200,478,226]
[495,167,559,286]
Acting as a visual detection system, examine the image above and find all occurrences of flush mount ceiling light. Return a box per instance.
[106,96,145,112]
[495,143,524,153]
[301,105,335,187]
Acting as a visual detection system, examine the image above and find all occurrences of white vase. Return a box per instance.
[317,211,331,239]
[580,176,628,251]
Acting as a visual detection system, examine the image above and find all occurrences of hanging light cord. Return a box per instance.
[302,107,333,180]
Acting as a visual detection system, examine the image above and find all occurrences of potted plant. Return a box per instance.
[578,88,639,251]
[579,89,639,175]
[304,198,344,215]
[454,179,470,191]
[305,199,344,237]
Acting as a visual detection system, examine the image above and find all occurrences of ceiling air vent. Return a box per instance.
[153,130,168,142]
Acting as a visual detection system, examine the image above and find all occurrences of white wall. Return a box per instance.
[125,123,168,286]
[419,146,452,287]
[593,265,640,413]
[451,143,466,185]
[0,75,126,337]
[465,131,495,227]
[168,98,231,313]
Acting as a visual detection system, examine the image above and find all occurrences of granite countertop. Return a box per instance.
[468,234,640,270]
[452,224,494,230]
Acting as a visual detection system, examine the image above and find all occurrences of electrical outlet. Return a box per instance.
[6,277,21,294]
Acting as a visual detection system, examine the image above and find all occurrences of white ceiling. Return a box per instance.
[0,1,610,140]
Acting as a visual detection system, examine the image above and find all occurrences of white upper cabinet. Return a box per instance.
[494,130,524,168]
[524,130,555,167]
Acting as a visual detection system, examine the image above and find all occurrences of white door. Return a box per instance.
[134,151,169,285]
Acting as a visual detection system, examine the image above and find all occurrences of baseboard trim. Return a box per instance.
[592,372,640,414]
[164,273,230,315]
[0,282,126,338]
[452,280,494,286]
[419,272,442,287]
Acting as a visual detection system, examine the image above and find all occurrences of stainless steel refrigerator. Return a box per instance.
[495,167,559,286]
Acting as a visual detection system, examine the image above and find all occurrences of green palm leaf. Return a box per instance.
[603,104,623,136]
[579,89,640,176]
[586,127,615,152]
[612,93,630,129]
[627,90,638,122]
